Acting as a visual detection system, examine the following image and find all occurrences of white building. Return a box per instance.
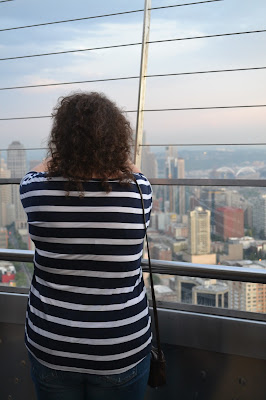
[225,261,266,313]
[7,141,27,230]
[0,156,14,227]
[188,207,211,255]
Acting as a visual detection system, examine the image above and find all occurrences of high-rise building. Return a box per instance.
[215,207,244,240]
[177,158,185,217]
[0,156,14,227]
[165,147,185,216]
[252,194,266,237]
[7,141,27,230]
[225,189,245,208]
[141,149,158,178]
[165,146,178,214]
[140,131,158,178]
[183,206,216,264]
[227,261,266,313]
[141,147,158,179]
[188,207,211,255]
[200,188,226,232]
[0,227,8,248]
[224,189,252,228]
[189,188,201,210]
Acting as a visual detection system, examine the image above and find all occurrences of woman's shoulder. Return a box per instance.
[133,172,151,184]
[132,173,152,195]
[19,171,48,196]
[20,171,47,185]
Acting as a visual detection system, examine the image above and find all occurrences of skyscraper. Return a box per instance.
[140,131,158,179]
[252,194,266,237]
[215,207,244,240]
[165,146,178,213]
[188,207,211,255]
[141,146,158,178]
[165,146,186,216]
[183,206,216,264]
[0,155,14,227]
[7,141,27,230]
[177,158,185,217]
[200,188,226,232]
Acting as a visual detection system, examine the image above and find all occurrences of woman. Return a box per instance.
[20,92,152,400]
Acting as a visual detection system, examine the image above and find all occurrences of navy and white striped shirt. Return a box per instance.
[20,171,152,375]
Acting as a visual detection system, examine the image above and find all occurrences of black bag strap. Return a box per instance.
[134,178,163,360]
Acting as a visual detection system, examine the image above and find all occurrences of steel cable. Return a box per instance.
[1,66,266,91]
[0,1,223,32]
[1,29,265,62]
[1,104,266,121]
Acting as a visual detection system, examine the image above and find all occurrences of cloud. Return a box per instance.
[1,0,266,151]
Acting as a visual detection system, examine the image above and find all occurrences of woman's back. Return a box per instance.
[20,171,152,375]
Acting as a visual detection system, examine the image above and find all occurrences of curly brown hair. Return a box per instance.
[47,92,134,194]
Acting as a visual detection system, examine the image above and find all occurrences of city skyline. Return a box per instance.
[0,138,266,314]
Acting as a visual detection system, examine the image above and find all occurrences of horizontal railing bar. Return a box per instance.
[141,142,266,146]
[0,249,265,284]
[0,249,33,262]
[0,147,46,151]
[156,301,266,322]
[141,260,266,284]
[0,178,21,184]
[0,143,265,151]
[149,178,266,186]
[1,178,266,187]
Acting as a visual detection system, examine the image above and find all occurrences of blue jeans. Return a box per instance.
[28,352,151,400]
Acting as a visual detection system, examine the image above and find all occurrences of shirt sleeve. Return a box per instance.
[20,171,45,199]
[134,173,153,228]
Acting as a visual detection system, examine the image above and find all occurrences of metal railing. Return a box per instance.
[1,248,266,284]
[1,177,266,187]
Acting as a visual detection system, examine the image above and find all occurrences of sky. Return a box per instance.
[0,0,266,158]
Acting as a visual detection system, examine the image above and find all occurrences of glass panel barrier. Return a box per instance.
[0,218,33,289]
[140,182,266,316]
[2,181,266,298]
[144,273,266,316]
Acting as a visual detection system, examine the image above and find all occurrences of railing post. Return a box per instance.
[134,0,151,168]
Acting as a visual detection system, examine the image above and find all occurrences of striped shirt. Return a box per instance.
[20,171,152,375]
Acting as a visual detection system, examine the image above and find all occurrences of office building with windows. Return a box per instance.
[215,206,244,240]
[183,207,216,264]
